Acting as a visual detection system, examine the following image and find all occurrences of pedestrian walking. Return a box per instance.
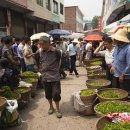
[67,38,79,77]
[37,36,62,118]
[17,37,26,72]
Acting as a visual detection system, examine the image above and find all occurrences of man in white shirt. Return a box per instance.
[23,37,35,71]
[94,37,114,82]
[17,37,26,72]
[85,42,92,59]
[67,39,79,77]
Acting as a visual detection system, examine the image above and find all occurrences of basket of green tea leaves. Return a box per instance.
[86,79,111,89]
[22,78,38,87]
[96,116,130,130]
[94,101,130,117]
[80,89,97,105]
[0,96,7,111]
[20,71,38,79]
[97,88,128,102]
[2,86,21,101]
[22,78,38,98]
[88,72,106,79]
[16,87,31,102]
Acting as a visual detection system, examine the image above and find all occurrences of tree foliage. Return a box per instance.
[91,16,98,29]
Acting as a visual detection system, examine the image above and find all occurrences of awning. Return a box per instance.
[104,21,120,34]
[120,14,130,24]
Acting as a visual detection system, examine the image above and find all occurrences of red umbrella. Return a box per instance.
[84,34,103,41]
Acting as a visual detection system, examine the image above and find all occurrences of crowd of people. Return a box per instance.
[0,27,130,118]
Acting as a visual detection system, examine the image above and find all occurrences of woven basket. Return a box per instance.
[0,111,19,128]
[79,104,95,116]
[0,97,7,111]
[80,89,97,105]
[86,79,111,90]
[97,88,128,102]
[94,101,130,117]
[16,87,31,102]
[96,116,110,130]
[84,58,102,65]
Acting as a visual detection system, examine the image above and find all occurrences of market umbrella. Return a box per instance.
[84,31,106,37]
[30,32,50,40]
[84,34,103,41]
[48,29,70,35]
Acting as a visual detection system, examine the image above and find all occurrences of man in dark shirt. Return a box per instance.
[38,36,62,118]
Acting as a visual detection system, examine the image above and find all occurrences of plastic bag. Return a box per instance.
[19,81,32,88]
[6,100,18,113]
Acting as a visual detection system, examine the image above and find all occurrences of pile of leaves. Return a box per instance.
[21,71,37,77]
[22,78,38,83]
[103,122,130,130]
[80,89,96,97]
[99,90,121,99]
[95,101,130,115]
[2,86,19,100]
[91,61,102,66]
[89,82,106,87]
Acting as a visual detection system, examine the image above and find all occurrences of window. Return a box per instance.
[60,3,63,15]
[53,0,58,14]
[46,0,51,11]
[37,0,43,7]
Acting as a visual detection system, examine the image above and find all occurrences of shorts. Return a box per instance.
[43,81,61,102]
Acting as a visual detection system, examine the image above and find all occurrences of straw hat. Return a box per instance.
[72,38,80,44]
[112,27,130,43]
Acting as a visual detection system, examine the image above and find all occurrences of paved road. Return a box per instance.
[6,67,99,130]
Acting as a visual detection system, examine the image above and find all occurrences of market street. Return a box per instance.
[5,67,99,130]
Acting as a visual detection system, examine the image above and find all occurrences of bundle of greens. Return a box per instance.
[21,71,37,77]
[2,86,19,100]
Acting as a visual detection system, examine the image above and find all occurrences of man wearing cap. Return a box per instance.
[37,36,62,118]
[110,28,130,95]
[67,38,79,77]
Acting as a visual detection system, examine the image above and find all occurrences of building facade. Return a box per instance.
[0,0,65,37]
[102,0,130,28]
[62,6,84,33]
